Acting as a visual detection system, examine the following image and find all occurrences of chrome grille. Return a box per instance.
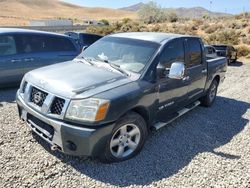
[50,97,65,115]
[30,87,48,107]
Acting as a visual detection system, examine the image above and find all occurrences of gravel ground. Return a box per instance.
[0,60,250,188]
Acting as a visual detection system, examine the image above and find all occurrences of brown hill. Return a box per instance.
[0,0,137,26]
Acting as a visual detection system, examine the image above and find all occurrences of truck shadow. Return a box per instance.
[33,96,249,186]
[229,60,243,67]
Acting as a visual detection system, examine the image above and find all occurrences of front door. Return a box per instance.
[0,34,24,86]
[156,38,190,121]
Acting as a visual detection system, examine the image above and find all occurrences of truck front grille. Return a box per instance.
[24,82,69,119]
[50,97,65,115]
[30,87,48,107]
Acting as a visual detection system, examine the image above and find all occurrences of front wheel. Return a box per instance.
[200,79,219,107]
[100,112,148,163]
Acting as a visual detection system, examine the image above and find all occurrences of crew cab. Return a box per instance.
[16,32,227,163]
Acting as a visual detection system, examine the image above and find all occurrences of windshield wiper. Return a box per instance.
[109,63,130,77]
[78,57,95,66]
[93,58,130,77]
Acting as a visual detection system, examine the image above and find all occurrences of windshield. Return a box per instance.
[78,36,159,73]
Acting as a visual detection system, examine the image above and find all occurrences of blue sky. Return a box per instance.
[62,0,250,14]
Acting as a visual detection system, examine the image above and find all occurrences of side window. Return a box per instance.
[45,36,76,52]
[187,39,202,67]
[0,35,17,56]
[15,34,76,53]
[160,39,185,69]
[16,34,46,53]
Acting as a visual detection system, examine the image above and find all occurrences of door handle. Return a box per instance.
[11,59,22,63]
[202,69,207,74]
[24,58,34,62]
[182,76,190,81]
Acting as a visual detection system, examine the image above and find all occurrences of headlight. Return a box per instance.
[65,98,110,122]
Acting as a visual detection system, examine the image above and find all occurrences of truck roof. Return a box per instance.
[0,28,67,37]
[110,32,194,43]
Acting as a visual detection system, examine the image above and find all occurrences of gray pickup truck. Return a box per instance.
[16,32,227,163]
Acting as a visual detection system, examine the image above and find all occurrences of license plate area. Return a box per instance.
[27,113,54,140]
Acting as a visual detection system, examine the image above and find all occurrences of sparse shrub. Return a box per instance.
[166,11,179,22]
[204,29,241,45]
[99,19,109,26]
[242,35,250,45]
[151,24,161,32]
[120,21,145,32]
[241,21,248,28]
[204,24,223,34]
[201,23,210,30]
[236,45,250,57]
[247,27,250,34]
[86,25,115,35]
[193,19,204,27]
[217,30,241,45]
[138,2,167,24]
[122,18,132,24]
[228,22,242,29]
[202,15,210,19]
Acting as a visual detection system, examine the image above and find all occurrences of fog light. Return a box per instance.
[66,141,77,151]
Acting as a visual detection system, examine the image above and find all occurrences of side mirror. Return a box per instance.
[82,46,88,52]
[168,62,185,80]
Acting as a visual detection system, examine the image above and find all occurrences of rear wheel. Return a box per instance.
[200,79,219,107]
[100,112,148,163]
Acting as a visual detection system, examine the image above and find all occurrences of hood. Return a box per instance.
[25,61,133,98]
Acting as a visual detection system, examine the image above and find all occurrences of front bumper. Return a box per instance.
[16,91,115,157]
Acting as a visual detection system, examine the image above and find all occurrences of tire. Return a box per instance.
[100,112,148,163]
[200,79,219,107]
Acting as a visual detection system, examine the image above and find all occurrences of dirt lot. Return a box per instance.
[0,60,250,188]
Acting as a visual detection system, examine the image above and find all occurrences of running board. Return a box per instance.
[153,101,201,131]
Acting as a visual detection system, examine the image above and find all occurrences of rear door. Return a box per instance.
[185,38,207,100]
[0,34,24,86]
[156,38,190,121]
[15,34,57,74]
[16,34,79,75]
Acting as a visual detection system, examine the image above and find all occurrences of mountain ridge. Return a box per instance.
[119,2,231,18]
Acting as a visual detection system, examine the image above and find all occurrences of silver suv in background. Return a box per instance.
[0,28,80,87]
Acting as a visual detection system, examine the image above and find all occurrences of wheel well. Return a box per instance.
[130,107,150,128]
[214,75,220,84]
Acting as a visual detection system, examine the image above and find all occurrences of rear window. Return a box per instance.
[45,36,76,52]
[213,46,227,50]
[205,46,215,54]
[187,38,202,67]
[81,34,102,46]
[15,34,76,53]
[0,35,17,56]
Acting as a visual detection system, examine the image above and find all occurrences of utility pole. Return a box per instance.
[209,0,213,12]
